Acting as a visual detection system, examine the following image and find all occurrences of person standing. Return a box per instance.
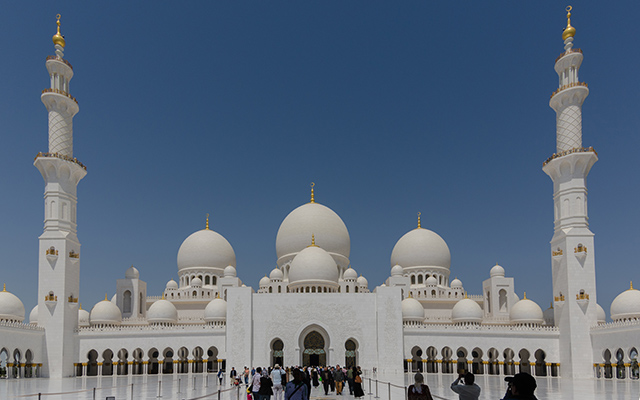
[271,365,285,400]
[230,367,238,385]
[503,373,538,400]
[218,369,225,385]
[346,366,354,395]
[321,367,331,395]
[407,373,433,400]
[252,367,263,400]
[333,365,345,395]
[450,372,481,400]
[352,367,364,399]
[259,370,274,400]
[311,368,319,388]
[285,369,308,400]
[244,367,250,386]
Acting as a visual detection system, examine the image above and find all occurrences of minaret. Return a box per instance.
[542,6,598,379]
[34,15,86,378]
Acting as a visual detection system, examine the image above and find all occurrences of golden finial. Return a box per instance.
[79,303,83,310]
[2,283,5,292]
[206,214,210,230]
[550,301,553,309]
[52,14,66,48]
[104,293,108,301]
[408,292,413,298]
[630,281,634,290]
[216,292,221,299]
[562,6,576,41]
[417,212,421,229]
[464,291,468,299]
[161,293,165,300]
[524,292,527,300]
[310,234,317,247]
[310,182,315,203]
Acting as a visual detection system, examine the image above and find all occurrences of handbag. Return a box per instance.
[354,375,362,384]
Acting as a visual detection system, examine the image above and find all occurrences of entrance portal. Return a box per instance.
[303,331,326,366]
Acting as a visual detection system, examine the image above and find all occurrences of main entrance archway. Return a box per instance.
[303,331,326,366]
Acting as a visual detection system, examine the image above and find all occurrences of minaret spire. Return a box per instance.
[543,6,598,379]
[417,212,421,229]
[310,182,315,203]
[34,15,86,379]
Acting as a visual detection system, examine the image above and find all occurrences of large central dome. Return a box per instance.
[276,202,350,268]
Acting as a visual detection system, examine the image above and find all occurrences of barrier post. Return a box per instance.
[194,376,197,390]
[178,378,181,394]
[237,384,241,400]
[368,378,372,395]
[387,382,391,400]
[93,387,96,400]
[131,383,134,400]
[404,385,408,400]
[158,380,162,397]
[38,394,41,400]
[375,380,379,399]
[218,388,222,400]
[206,374,209,388]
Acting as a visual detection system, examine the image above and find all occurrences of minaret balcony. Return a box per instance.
[555,48,582,63]
[550,81,588,100]
[543,146,597,166]
[41,88,78,104]
[34,152,87,171]
[45,55,73,70]
[69,250,80,263]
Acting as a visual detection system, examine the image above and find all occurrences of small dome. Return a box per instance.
[451,298,483,324]
[276,202,350,267]
[147,299,178,324]
[402,296,424,322]
[0,287,25,322]
[29,305,39,324]
[543,304,554,326]
[166,279,178,290]
[288,246,339,284]
[191,277,202,287]
[204,297,227,322]
[596,303,606,324]
[450,278,463,289]
[357,275,368,287]
[490,264,505,278]
[90,298,122,326]
[270,268,284,281]
[426,276,437,286]
[610,283,640,321]
[344,267,358,281]
[510,296,543,325]
[390,264,404,277]
[177,229,236,272]
[390,228,451,270]
[512,293,520,303]
[111,294,117,304]
[125,265,140,279]
[224,265,237,278]
[78,307,90,327]
[259,275,271,287]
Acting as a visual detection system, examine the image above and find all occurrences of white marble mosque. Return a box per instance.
[1,9,639,384]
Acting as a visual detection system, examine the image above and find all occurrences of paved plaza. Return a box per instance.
[1,372,638,400]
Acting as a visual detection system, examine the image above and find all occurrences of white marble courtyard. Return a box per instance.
[0,372,638,400]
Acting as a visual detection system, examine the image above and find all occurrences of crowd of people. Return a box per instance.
[224,364,539,400]
[225,364,365,400]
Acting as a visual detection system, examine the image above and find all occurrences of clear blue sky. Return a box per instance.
[1,2,639,319]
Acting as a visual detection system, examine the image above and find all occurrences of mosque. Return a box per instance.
[0,9,639,382]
